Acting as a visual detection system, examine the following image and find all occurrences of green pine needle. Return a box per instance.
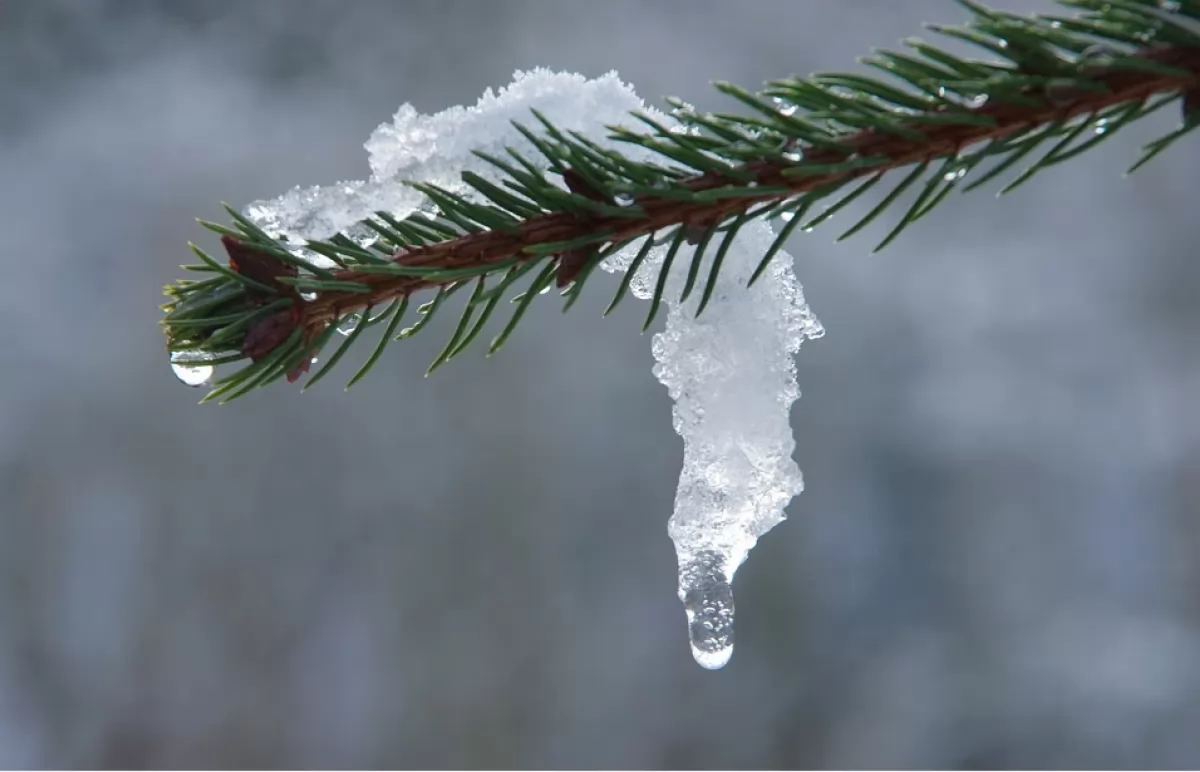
[161,0,1200,402]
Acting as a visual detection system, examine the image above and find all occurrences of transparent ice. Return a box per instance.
[244,69,822,669]
[601,219,823,669]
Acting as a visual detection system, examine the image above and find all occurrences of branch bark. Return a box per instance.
[292,44,1200,337]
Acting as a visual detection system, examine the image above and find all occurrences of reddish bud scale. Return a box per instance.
[242,307,301,362]
[287,350,315,383]
[555,247,595,288]
[561,167,612,204]
[221,235,298,292]
[555,168,612,287]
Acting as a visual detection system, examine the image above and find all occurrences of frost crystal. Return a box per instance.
[245,69,822,669]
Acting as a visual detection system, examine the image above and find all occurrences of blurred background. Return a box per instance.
[4,0,1200,767]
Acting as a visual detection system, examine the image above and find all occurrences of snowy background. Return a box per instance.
[4,0,1200,767]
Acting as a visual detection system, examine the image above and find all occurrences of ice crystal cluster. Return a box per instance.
[245,69,823,669]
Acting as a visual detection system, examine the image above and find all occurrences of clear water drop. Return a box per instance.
[782,151,803,163]
[943,165,968,182]
[938,87,988,109]
[778,210,796,222]
[169,350,214,388]
[538,284,553,295]
[770,97,798,117]
[1093,118,1110,135]
[614,192,636,206]
[678,552,736,670]
[300,291,318,301]
[337,312,364,336]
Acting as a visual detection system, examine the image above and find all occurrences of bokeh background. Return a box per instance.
[4,0,1200,767]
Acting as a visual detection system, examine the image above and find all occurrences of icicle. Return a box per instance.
[680,551,736,669]
[242,69,823,669]
[604,218,822,669]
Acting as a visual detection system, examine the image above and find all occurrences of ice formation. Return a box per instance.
[601,227,822,668]
[244,69,822,669]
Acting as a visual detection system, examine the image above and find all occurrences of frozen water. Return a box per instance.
[601,216,822,668]
[243,69,669,267]
[244,69,822,669]
[680,551,736,669]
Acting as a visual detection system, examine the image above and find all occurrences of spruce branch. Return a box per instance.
[162,0,1200,402]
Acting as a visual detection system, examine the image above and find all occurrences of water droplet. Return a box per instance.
[679,552,735,669]
[938,87,988,109]
[337,312,364,336]
[614,192,636,207]
[1045,79,1086,107]
[300,291,318,301]
[169,350,214,388]
[1083,44,1113,58]
[1093,118,1110,135]
[782,150,803,163]
[771,97,799,117]
[778,210,796,222]
[943,166,967,182]
[538,284,553,295]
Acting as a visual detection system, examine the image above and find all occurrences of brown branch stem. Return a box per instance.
[299,44,1200,335]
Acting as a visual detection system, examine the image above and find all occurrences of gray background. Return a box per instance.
[4,0,1200,767]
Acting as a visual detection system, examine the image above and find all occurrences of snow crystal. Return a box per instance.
[244,69,668,258]
[244,69,822,669]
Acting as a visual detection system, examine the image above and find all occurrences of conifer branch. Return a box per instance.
[162,0,1200,402]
